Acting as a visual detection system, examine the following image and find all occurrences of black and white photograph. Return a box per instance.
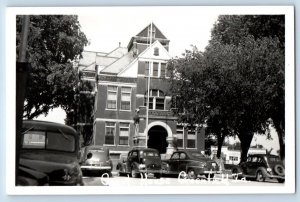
[5,6,295,195]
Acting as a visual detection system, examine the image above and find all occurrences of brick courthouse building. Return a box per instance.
[78,23,205,159]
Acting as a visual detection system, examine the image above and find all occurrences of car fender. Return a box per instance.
[256,167,268,177]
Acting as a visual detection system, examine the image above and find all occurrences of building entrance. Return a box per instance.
[147,125,168,154]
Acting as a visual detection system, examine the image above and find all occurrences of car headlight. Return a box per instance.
[138,164,146,169]
[267,168,272,173]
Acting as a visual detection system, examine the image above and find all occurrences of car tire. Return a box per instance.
[187,169,196,179]
[232,168,241,179]
[277,178,285,183]
[274,165,285,176]
[256,170,265,182]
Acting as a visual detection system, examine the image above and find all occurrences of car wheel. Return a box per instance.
[187,169,196,179]
[232,168,241,179]
[154,173,161,179]
[256,170,265,182]
[131,167,138,178]
[277,178,285,183]
[274,165,285,176]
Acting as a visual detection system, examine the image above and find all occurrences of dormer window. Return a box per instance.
[154,47,159,56]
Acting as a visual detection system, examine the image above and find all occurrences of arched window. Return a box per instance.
[144,89,165,110]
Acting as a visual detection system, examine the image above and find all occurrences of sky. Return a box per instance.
[35,7,280,154]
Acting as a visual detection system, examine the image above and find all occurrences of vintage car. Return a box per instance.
[162,150,219,179]
[239,154,285,183]
[79,145,113,176]
[20,120,83,186]
[116,148,162,178]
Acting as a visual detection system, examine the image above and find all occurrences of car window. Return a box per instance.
[22,131,75,152]
[247,157,252,162]
[257,157,263,163]
[251,157,258,162]
[131,151,138,157]
[171,153,180,160]
[23,131,46,149]
[141,151,159,157]
[180,152,187,160]
[267,156,280,162]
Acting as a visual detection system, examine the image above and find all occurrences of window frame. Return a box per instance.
[119,122,130,146]
[104,122,116,145]
[120,87,132,111]
[186,128,197,149]
[106,86,118,110]
[176,125,184,149]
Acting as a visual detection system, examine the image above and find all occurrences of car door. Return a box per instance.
[178,152,189,172]
[128,150,138,171]
[168,152,180,174]
[241,156,252,175]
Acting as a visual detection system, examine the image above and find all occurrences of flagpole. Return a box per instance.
[145,22,153,148]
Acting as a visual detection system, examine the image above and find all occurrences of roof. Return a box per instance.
[22,120,77,135]
[101,51,135,74]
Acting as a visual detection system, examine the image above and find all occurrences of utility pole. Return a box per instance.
[145,22,153,148]
[16,15,31,185]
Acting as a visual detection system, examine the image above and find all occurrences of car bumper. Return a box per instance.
[266,174,285,179]
[139,169,161,174]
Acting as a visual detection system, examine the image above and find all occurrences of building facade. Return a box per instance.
[78,23,205,159]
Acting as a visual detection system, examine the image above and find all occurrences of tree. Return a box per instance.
[210,15,285,160]
[65,76,95,146]
[16,15,88,119]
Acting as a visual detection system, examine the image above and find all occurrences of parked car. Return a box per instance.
[162,150,219,179]
[239,154,285,183]
[116,148,162,178]
[20,120,83,186]
[79,145,113,176]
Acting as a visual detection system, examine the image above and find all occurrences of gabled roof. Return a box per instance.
[135,23,167,39]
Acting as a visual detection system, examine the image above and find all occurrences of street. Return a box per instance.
[83,173,283,187]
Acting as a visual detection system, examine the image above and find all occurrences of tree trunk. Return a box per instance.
[216,132,225,158]
[238,132,254,163]
[273,118,285,160]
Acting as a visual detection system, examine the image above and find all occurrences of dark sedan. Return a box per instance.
[116,148,162,178]
[162,150,219,179]
[20,120,83,186]
[240,154,285,183]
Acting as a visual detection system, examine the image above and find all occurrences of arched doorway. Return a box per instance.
[147,125,168,154]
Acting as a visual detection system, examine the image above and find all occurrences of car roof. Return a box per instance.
[22,120,77,135]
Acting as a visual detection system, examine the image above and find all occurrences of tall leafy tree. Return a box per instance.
[210,15,285,160]
[16,15,88,119]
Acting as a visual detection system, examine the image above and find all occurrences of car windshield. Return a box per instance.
[140,151,159,157]
[22,130,75,152]
[267,156,280,162]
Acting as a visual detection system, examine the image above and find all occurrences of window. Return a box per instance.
[153,62,159,77]
[187,129,197,149]
[119,123,130,145]
[105,122,116,145]
[171,152,180,160]
[144,89,165,110]
[145,61,150,76]
[121,87,131,110]
[229,156,238,161]
[176,125,184,148]
[154,47,159,56]
[161,63,166,78]
[107,86,117,109]
[23,131,45,149]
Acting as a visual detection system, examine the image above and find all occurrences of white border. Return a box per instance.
[6,6,295,195]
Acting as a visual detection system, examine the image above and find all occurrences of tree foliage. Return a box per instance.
[169,15,285,162]
[16,15,88,119]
